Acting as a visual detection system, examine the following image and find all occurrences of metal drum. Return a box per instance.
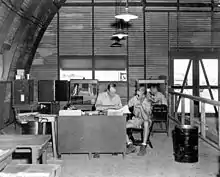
[172,125,199,163]
[21,121,43,135]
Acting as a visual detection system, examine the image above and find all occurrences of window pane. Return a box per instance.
[174,89,192,113]
[174,59,193,86]
[199,89,218,113]
[95,70,127,81]
[60,70,92,81]
[199,59,218,86]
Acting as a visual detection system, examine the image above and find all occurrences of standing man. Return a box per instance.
[95,83,122,111]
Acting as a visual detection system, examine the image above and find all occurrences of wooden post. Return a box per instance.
[174,95,178,119]
[201,102,206,138]
[0,52,3,80]
[218,106,220,148]
[181,97,185,125]
[190,100,194,125]
[169,94,172,115]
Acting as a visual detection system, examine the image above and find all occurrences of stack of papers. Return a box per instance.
[107,105,131,116]
[59,110,82,116]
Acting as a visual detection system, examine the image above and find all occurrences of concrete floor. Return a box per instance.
[2,123,220,177]
[61,134,219,177]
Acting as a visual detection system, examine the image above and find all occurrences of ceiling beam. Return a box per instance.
[63,2,142,6]
[63,1,217,8]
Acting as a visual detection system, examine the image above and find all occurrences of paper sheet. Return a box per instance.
[107,105,131,116]
[119,105,131,114]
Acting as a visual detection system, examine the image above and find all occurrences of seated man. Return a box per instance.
[95,83,122,111]
[148,84,167,105]
[126,85,152,156]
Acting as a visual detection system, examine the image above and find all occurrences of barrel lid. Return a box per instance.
[177,124,198,129]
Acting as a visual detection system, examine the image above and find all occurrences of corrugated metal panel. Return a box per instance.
[94,7,126,55]
[67,0,91,2]
[129,67,144,80]
[30,14,57,80]
[146,12,168,78]
[128,7,144,66]
[170,12,211,47]
[30,65,57,80]
[212,12,220,47]
[179,0,211,2]
[94,31,126,55]
[59,7,92,55]
[128,67,144,98]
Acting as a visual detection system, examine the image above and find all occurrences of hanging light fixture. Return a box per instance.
[111,0,128,42]
[115,0,138,22]
[112,29,128,39]
[110,41,122,47]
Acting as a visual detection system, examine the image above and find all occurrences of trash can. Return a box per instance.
[21,121,43,135]
[172,125,198,163]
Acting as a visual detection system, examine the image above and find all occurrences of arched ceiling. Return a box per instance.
[0,0,66,81]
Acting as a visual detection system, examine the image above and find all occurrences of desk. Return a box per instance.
[58,115,126,158]
[0,135,51,164]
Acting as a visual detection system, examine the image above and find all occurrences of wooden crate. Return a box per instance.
[0,164,61,177]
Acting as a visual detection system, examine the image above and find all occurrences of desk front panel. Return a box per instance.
[58,115,126,154]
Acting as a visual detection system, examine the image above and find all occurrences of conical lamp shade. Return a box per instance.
[115,8,138,22]
[110,41,122,47]
[112,31,128,39]
[115,13,138,22]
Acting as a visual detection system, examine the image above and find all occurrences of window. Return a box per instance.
[199,89,218,113]
[174,89,192,113]
[95,70,127,81]
[174,59,193,86]
[60,70,92,81]
[199,59,218,86]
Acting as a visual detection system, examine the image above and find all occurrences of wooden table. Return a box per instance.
[58,115,126,159]
[38,114,58,159]
[0,147,15,171]
[16,113,58,159]
[0,135,51,164]
[0,164,61,177]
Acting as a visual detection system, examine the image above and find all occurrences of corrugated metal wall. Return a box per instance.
[30,14,57,80]
[146,12,168,78]
[30,2,220,99]
[59,7,92,55]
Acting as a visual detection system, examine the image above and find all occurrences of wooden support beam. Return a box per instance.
[190,99,194,125]
[181,97,185,125]
[201,102,206,138]
[218,106,220,148]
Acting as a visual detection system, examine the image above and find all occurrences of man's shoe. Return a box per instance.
[126,144,136,154]
[137,145,147,156]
